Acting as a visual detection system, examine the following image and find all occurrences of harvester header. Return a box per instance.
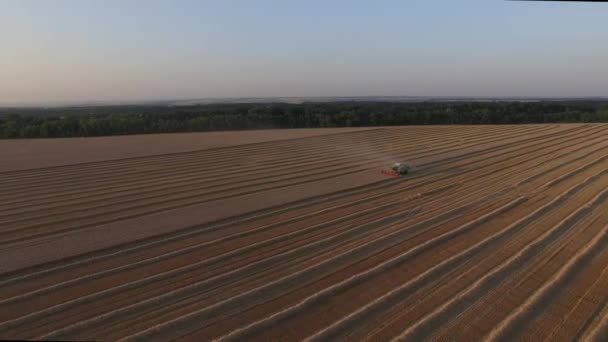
[381,162,411,177]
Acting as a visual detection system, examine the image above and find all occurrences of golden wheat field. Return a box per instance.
[1,124,608,341]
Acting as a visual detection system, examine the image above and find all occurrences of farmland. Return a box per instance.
[1,124,608,341]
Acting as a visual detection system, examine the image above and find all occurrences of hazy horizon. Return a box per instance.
[2,0,607,105]
[4,95,608,109]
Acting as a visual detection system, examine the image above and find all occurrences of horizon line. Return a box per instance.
[2,95,608,109]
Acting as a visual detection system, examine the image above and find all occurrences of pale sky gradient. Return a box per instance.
[1,0,607,105]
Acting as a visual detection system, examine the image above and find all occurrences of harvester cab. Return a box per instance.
[392,162,411,175]
[382,162,411,177]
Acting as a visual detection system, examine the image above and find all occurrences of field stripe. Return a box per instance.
[29,188,518,340]
[301,172,603,341]
[486,222,608,342]
[393,188,608,341]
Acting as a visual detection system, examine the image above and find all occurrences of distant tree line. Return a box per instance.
[1,101,608,138]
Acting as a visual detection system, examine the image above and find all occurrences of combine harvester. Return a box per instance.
[381,162,411,177]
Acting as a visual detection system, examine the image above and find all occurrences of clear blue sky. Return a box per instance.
[1,0,607,105]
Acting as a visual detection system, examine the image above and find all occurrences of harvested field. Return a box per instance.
[1,124,608,341]
[0,127,372,172]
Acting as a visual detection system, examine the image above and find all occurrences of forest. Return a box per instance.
[1,101,608,138]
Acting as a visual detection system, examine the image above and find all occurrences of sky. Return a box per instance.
[1,0,607,105]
